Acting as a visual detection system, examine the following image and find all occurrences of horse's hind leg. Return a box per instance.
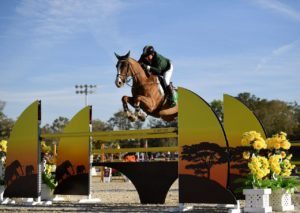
[122,96,137,122]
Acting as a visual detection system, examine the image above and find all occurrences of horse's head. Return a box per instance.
[114,51,131,88]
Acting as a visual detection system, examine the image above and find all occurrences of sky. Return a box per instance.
[0,0,300,125]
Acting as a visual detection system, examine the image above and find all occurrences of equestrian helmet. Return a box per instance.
[142,45,155,56]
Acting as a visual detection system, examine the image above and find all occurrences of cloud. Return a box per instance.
[15,0,127,49]
[254,0,300,22]
[255,39,299,72]
[272,41,296,56]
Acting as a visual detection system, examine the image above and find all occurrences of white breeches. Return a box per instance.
[163,63,173,85]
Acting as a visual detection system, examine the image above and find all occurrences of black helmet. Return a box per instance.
[142,45,155,56]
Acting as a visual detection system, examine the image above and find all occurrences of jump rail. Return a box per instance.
[41,127,177,141]
[93,146,178,154]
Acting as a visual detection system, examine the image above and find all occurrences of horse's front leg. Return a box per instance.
[122,96,137,122]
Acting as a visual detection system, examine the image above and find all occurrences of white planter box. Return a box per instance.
[270,189,294,211]
[41,183,53,201]
[243,188,272,213]
[0,185,5,201]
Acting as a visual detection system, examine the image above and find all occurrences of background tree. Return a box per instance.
[0,101,4,117]
[92,119,111,132]
[92,119,112,150]
[106,110,145,148]
[255,100,298,137]
[41,116,69,134]
[236,93,299,138]
[236,92,262,111]
[210,100,223,123]
[41,116,69,146]
[0,101,15,140]
[107,110,133,131]
[292,103,300,140]
[207,93,300,140]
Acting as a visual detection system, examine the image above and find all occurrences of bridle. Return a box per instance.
[116,59,138,87]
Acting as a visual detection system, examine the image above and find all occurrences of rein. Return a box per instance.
[117,59,159,89]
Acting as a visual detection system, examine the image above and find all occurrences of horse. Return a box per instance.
[114,51,178,122]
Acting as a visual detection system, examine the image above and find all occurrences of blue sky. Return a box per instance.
[0,0,300,125]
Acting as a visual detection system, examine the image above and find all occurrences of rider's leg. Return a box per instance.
[163,63,173,85]
[158,76,168,95]
[163,64,175,105]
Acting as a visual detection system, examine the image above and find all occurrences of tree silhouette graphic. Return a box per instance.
[181,142,228,179]
[228,146,251,174]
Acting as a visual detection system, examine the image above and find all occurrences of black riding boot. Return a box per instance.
[159,77,175,106]
[167,84,176,106]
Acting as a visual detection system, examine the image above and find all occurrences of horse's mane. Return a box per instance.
[128,57,139,64]
[128,57,144,71]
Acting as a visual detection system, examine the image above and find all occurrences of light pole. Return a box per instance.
[75,84,97,106]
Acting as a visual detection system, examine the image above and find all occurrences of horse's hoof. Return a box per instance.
[138,114,146,122]
[128,115,137,122]
[135,111,146,122]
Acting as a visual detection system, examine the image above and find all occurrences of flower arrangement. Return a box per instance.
[240,131,271,188]
[41,141,57,190]
[241,131,267,151]
[266,132,298,193]
[42,163,56,190]
[241,131,298,192]
[0,140,7,185]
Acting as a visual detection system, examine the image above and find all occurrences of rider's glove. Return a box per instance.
[146,65,151,71]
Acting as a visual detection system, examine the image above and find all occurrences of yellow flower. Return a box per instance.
[241,131,264,147]
[279,131,287,139]
[241,138,249,146]
[282,171,291,177]
[267,132,291,150]
[248,156,270,180]
[41,141,52,153]
[281,140,291,150]
[0,140,8,153]
[266,137,279,149]
[269,155,281,175]
[243,151,250,160]
[280,151,286,158]
[280,159,296,177]
[274,168,281,175]
[253,140,263,150]
[274,142,281,150]
[44,164,53,175]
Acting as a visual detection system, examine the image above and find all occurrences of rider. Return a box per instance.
[138,45,175,106]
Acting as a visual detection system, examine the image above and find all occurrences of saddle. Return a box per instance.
[144,69,177,107]
[157,76,177,107]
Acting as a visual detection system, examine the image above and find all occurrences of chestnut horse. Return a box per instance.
[114,51,178,122]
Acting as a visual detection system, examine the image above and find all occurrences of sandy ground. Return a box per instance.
[0,176,299,212]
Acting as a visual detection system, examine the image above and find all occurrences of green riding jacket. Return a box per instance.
[139,52,171,75]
